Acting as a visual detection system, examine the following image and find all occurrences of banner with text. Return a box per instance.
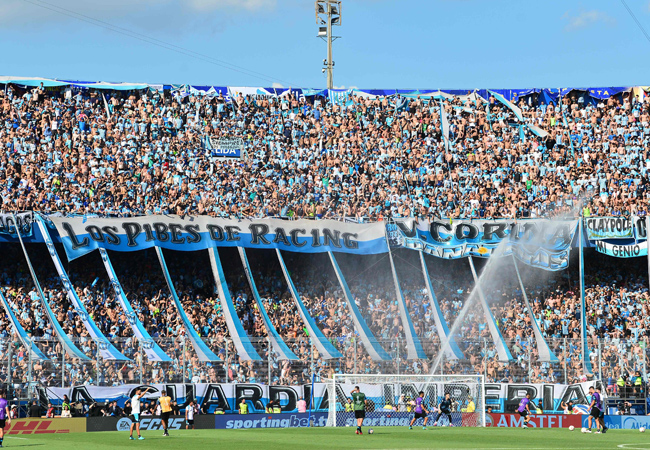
[44,380,599,415]
[486,413,582,428]
[0,211,33,237]
[594,240,648,258]
[48,215,388,260]
[584,216,634,240]
[389,219,579,270]
[204,136,246,159]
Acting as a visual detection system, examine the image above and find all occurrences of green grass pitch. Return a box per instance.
[3,427,649,449]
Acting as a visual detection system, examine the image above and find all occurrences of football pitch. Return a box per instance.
[3,428,650,450]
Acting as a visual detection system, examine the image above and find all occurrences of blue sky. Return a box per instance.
[2,0,649,89]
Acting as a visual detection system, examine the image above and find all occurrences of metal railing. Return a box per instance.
[2,336,647,395]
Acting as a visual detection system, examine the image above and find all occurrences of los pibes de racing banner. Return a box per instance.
[49,215,389,260]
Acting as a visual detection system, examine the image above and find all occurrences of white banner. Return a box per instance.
[45,381,600,414]
[205,136,246,160]
[49,215,388,260]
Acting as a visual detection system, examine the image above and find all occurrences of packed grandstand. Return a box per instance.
[0,79,647,403]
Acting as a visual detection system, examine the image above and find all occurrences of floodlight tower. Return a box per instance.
[316,0,341,90]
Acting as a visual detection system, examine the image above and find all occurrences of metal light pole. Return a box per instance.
[316,0,342,89]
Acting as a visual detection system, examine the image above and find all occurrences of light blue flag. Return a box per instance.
[36,216,128,361]
[208,248,262,361]
[579,220,593,374]
[156,247,221,362]
[13,215,89,361]
[419,252,463,360]
[488,90,524,121]
[387,250,427,360]
[238,248,298,361]
[563,109,575,157]
[439,99,450,150]
[99,248,171,362]
[512,255,559,363]
[0,288,49,360]
[328,252,391,361]
[276,249,342,360]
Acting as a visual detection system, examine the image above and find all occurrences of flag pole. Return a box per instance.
[579,214,592,375]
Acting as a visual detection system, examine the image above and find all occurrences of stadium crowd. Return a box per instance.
[0,82,648,398]
[2,83,650,219]
[0,242,647,393]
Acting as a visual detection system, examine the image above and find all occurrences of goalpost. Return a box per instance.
[326,374,486,428]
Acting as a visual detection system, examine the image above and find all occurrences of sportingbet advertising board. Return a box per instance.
[216,413,328,429]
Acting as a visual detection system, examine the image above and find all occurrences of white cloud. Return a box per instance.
[563,10,616,31]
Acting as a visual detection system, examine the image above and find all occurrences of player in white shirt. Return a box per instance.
[185,400,195,430]
[129,387,152,440]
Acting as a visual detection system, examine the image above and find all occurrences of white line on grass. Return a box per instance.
[377,448,566,450]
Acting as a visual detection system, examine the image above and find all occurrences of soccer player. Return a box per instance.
[159,392,172,437]
[186,400,195,430]
[0,390,11,448]
[517,393,533,429]
[129,387,151,440]
[351,386,367,435]
[409,391,429,430]
[433,393,453,427]
[587,386,607,434]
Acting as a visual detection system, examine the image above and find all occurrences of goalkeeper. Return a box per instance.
[351,386,367,435]
[433,393,453,427]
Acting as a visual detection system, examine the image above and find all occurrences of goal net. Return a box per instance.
[326,374,485,428]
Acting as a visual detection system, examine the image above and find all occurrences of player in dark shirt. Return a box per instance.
[409,391,429,430]
[0,390,10,448]
[351,386,367,435]
[433,393,453,427]
[517,394,533,429]
[587,386,607,434]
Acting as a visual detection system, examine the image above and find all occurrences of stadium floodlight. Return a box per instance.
[315,0,341,89]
